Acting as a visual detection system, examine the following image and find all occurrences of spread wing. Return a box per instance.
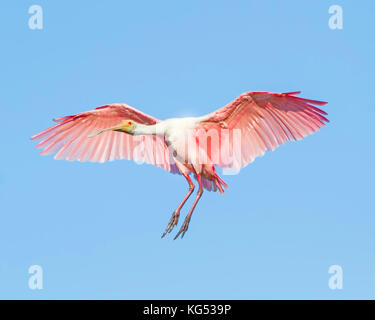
[199,91,329,171]
[31,103,175,172]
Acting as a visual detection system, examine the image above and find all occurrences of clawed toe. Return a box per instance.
[161,211,180,238]
[173,218,190,240]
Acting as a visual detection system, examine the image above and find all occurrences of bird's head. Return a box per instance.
[114,120,137,134]
[87,119,137,138]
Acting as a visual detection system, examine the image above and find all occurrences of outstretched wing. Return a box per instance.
[199,91,329,171]
[31,103,174,171]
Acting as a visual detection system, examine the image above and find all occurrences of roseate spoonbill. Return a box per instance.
[31,91,328,239]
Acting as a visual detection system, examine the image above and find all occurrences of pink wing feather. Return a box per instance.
[31,104,174,171]
[199,91,329,170]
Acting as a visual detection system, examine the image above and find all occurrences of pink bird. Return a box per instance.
[31,91,328,239]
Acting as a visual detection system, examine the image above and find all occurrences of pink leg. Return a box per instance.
[161,173,195,238]
[174,173,203,240]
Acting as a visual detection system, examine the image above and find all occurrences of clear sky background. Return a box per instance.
[0,1,374,299]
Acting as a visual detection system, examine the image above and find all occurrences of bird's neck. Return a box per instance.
[133,123,160,136]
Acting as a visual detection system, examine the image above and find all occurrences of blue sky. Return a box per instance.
[0,0,374,299]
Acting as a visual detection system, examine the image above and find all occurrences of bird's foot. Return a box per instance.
[161,211,180,238]
[173,216,191,240]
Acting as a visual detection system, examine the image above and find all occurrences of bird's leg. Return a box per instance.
[161,173,195,238]
[174,173,203,240]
